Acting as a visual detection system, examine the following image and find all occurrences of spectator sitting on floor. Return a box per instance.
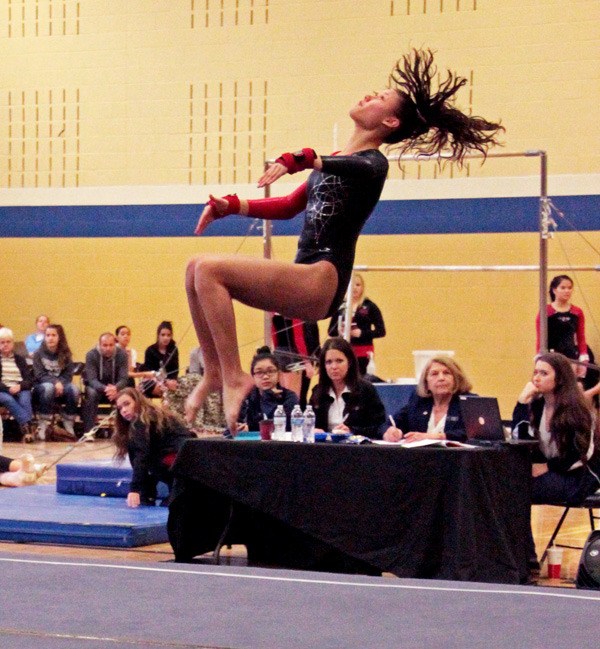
[82,332,129,436]
[24,314,50,358]
[113,387,195,507]
[0,327,34,440]
[32,324,80,440]
[237,346,299,434]
[309,337,386,439]
[140,321,179,398]
[0,453,41,487]
[383,355,475,443]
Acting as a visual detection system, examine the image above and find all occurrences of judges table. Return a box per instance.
[168,438,531,584]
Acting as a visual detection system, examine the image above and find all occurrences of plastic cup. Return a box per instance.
[547,546,563,579]
[259,419,274,441]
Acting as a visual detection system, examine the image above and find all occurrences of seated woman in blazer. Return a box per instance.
[383,355,475,442]
[310,337,386,439]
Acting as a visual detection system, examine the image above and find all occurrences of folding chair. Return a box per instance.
[539,492,600,565]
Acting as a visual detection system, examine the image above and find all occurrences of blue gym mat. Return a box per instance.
[0,485,168,547]
[56,459,168,499]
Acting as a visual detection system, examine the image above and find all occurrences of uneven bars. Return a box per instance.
[353,265,600,272]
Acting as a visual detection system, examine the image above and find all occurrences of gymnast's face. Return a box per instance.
[116,393,138,422]
[349,89,401,131]
[252,359,279,392]
[532,361,556,395]
[553,279,573,304]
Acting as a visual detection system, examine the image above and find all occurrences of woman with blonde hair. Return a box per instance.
[383,355,474,442]
[328,273,386,376]
[113,388,194,507]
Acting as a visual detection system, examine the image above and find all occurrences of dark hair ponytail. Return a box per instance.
[250,346,280,374]
[387,48,504,165]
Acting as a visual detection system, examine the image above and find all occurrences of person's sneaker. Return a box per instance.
[62,417,77,438]
[49,426,76,442]
[36,419,50,441]
[20,424,34,443]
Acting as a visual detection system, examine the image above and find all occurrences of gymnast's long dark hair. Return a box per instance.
[385,48,504,165]
[533,353,594,464]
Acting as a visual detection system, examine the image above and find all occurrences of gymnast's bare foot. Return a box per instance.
[184,375,221,424]
[223,373,254,434]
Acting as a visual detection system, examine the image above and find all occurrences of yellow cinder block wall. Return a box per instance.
[1,0,599,417]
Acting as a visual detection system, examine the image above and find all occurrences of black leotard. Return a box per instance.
[294,149,389,316]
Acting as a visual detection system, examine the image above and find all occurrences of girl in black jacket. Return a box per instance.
[512,352,600,506]
[113,388,194,507]
[141,321,179,398]
[310,337,386,439]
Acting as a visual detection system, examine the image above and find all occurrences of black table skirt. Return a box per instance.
[168,439,531,584]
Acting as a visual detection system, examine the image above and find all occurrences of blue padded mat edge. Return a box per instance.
[56,459,168,499]
[0,485,168,547]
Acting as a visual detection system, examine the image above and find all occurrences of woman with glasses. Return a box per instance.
[236,346,299,434]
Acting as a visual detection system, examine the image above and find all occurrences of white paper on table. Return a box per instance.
[371,438,478,449]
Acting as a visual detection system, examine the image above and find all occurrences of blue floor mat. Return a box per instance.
[56,459,168,499]
[0,485,168,547]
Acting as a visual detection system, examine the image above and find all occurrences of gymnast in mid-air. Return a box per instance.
[185,48,504,432]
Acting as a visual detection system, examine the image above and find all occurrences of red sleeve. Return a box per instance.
[573,306,588,355]
[246,182,308,220]
[292,320,308,358]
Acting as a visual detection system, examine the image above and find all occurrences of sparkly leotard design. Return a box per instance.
[295,149,389,316]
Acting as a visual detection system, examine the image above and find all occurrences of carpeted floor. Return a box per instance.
[1,554,599,649]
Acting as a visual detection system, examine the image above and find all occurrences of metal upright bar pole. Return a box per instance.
[343,273,353,342]
[263,162,272,346]
[539,152,549,353]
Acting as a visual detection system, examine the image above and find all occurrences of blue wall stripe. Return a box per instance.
[1,195,598,238]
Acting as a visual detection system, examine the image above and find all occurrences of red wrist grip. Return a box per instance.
[275,148,317,174]
[207,193,241,218]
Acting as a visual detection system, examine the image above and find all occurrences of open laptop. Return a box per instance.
[459,396,506,442]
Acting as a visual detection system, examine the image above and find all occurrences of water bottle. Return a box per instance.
[290,404,304,442]
[273,405,286,441]
[302,405,315,443]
